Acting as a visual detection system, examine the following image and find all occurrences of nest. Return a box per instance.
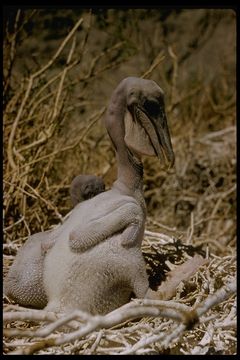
[3,237,236,355]
[3,9,236,355]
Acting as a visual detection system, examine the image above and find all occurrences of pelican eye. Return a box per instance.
[143,99,160,117]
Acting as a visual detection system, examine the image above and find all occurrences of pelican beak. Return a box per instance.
[135,105,175,169]
[153,112,175,169]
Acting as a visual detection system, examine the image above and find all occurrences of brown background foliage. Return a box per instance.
[3,8,236,253]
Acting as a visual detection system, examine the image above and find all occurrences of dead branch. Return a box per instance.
[53,36,76,119]
[19,106,106,170]
[141,51,165,79]
[146,254,208,301]
[168,45,178,109]
[7,17,84,171]
[144,230,174,244]
[4,275,236,355]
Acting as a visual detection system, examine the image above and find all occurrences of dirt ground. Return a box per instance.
[3,8,236,355]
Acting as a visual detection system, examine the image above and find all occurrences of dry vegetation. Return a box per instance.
[3,8,236,355]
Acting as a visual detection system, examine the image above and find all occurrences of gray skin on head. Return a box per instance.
[70,175,105,207]
[4,175,106,308]
[5,77,175,314]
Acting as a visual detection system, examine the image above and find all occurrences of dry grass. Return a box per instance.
[3,9,236,355]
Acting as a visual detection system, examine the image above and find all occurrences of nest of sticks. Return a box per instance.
[3,239,236,355]
[3,10,236,355]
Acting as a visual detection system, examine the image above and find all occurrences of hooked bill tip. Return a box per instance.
[159,149,175,170]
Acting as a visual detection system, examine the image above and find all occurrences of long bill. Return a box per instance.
[134,106,175,169]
